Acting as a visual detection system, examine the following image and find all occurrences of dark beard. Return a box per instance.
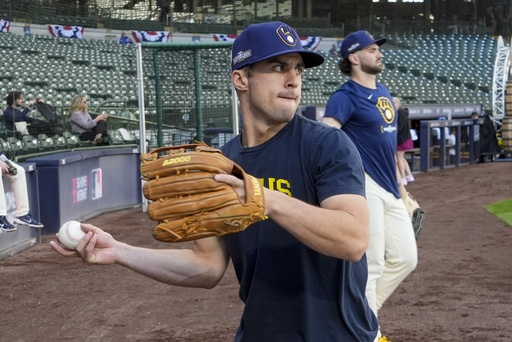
[360,63,383,75]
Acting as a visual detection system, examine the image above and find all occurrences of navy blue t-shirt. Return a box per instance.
[324,80,399,198]
[221,115,378,342]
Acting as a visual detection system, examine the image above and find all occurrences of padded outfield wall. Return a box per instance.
[0,147,142,260]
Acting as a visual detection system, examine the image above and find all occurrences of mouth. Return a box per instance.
[278,93,298,101]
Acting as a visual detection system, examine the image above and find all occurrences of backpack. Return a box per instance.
[32,100,65,136]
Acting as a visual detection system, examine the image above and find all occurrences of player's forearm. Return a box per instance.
[264,189,369,261]
[114,242,225,288]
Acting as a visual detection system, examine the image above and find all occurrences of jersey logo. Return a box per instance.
[376,96,394,125]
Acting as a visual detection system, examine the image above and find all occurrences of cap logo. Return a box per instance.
[347,42,360,53]
[365,31,374,39]
[276,24,297,47]
[233,49,252,66]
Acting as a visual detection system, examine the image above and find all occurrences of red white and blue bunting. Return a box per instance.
[48,25,84,39]
[0,19,10,33]
[213,34,238,42]
[300,36,322,51]
[131,30,171,43]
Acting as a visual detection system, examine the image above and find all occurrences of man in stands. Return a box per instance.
[0,150,44,232]
[3,91,38,134]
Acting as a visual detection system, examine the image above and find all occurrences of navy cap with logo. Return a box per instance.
[231,21,325,71]
[340,30,387,59]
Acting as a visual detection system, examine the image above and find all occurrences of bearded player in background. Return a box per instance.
[322,30,418,342]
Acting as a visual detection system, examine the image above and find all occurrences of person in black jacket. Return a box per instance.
[479,113,500,162]
[393,97,415,185]
[3,91,38,133]
[157,0,170,22]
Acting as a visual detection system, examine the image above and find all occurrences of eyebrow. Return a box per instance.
[268,57,305,69]
[361,44,379,52]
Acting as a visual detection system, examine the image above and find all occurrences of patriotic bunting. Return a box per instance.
[0,19,10,33]
[131,30,171,43]
[48,25,84,39]
[213,34,238,42]
[300,36,322,51]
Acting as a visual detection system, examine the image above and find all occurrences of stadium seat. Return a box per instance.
[38,134,57,152]
[109,130,125,145]
[116,128,136,144]
[62,130,81,148]
[53,134,69,150]
[7,137,28,157]
[0,138,13,160]
[21,135,41,154]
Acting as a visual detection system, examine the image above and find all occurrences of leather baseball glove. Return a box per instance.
[401,192,426,240]
[140,142,265,243]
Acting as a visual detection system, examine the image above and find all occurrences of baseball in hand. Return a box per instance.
[58,220,85,250]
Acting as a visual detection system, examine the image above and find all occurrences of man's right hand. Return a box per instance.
[50,223,119,265]
[0,160,9,174]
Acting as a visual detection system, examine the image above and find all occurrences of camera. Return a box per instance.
[5,160,17,176]
[0,155,17,176]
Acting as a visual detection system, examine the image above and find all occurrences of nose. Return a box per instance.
[285,69,300,89]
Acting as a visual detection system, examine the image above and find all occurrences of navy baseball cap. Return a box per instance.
[231,21,325,71]
[340,30,387,59]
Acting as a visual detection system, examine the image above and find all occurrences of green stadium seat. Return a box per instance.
[62,130,81,148]
[109,130,125,145]
[53,134,69,150]
[0,138,13,160]
[38,134,57,152]
[7,137,28,157]
[21,135,41,154]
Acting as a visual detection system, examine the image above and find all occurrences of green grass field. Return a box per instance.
[485,199,512,228]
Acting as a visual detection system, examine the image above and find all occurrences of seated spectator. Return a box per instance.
[0,150,43,232]
[69,95,110,145]
[329,43,339,57]
[3,91,39,134]
[119,31,134,45]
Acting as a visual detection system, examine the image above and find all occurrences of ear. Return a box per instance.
[348,53,359,65]
[232,70,249,91]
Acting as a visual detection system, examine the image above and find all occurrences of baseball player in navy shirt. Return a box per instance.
[322,30,418,342]
[51,22,378,341]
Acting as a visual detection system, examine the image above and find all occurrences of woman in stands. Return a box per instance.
[69,94,110,145]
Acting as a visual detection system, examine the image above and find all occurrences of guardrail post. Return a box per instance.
[420,121,430,172]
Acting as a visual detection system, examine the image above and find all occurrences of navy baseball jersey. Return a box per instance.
[324,79,400,198]
[221,115,378,342]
